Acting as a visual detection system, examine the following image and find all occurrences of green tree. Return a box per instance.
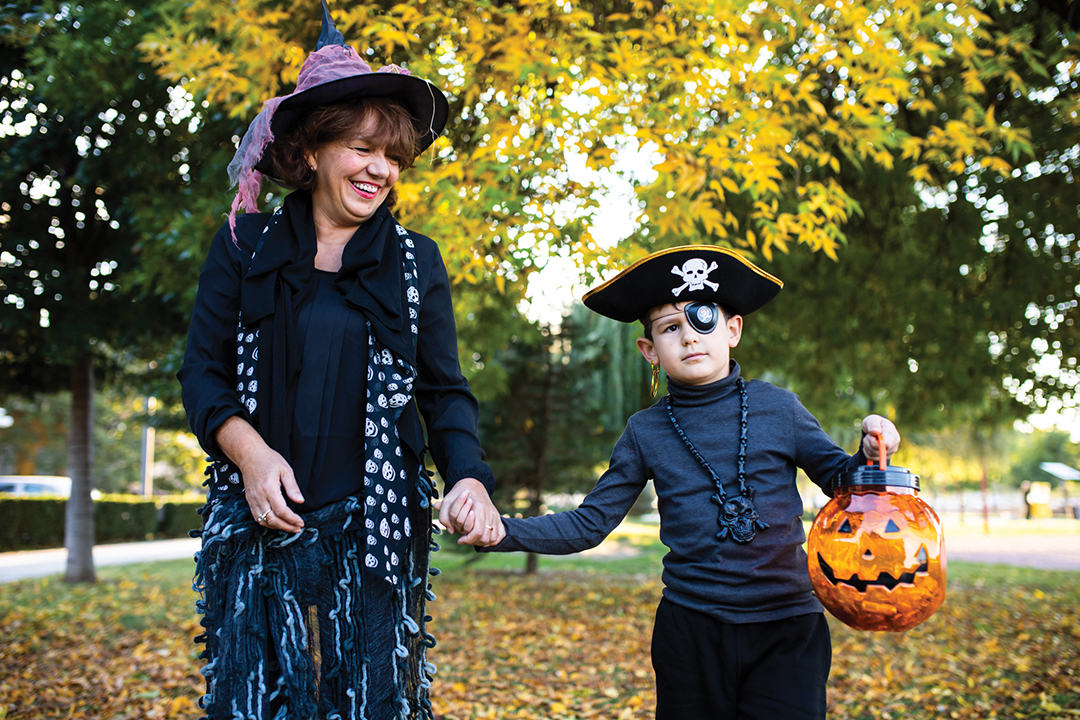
[736,0,1079,432]
[1007,429,1080,488]
[475,303,656,572]
[0,0,226,581]
[0,393,67,475]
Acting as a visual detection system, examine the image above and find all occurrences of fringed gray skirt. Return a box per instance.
[192,493,439,720]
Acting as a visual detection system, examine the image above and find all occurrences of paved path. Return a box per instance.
[944,533,1080,571]
[0,538,199,583]
[1,531,1078,584]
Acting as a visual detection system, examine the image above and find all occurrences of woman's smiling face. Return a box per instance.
[636,302,743,386]
[306,116,401,230]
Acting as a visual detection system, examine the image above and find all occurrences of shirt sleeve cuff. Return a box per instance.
[445,462,495,495]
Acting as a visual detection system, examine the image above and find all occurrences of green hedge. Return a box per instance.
[0,497,67,551]
[0,495,205,552]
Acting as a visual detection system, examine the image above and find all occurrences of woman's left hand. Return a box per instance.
[861,414,900,462]
[435,478,505,547]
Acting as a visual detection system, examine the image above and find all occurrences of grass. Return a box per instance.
[1,523,1078,719]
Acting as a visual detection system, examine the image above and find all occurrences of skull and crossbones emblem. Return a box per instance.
[716,495,770,543]
[671,258,719,296]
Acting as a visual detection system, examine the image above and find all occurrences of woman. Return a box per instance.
[178,6,503,718]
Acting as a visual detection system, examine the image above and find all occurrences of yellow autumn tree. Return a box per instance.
[142,0,1042,280]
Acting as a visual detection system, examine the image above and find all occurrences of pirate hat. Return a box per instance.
[227,0,449,221]
[582,245,783,322]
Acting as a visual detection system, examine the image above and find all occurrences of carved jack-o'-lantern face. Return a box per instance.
[808,489,946,632]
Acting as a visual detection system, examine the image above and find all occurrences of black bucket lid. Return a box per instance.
[836,464,920,491]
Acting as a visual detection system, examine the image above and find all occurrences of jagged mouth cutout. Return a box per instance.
[817,544,930,592]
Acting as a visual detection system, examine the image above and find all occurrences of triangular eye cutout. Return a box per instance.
[838,519,852,533]
[885,519,901,533]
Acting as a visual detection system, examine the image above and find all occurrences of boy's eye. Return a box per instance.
[663,323,679,333]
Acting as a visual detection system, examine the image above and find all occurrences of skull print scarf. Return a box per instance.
[213,191,421,584]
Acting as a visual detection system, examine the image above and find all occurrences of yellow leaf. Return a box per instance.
[909,164,933,184]
[720,176,741,194]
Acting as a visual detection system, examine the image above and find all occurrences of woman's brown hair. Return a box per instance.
[267,98,420,210]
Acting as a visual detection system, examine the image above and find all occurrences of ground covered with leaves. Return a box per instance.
[0,544,1077,719]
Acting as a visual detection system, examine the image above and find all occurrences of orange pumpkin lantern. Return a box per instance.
[807,449,946,632]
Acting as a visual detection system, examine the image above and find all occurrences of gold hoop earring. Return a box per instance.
[650,363,660,397]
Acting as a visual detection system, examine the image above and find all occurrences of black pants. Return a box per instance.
[651,598,831,720]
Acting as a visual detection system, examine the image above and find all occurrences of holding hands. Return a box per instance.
[861,414,901,463]
[435,477,505,547]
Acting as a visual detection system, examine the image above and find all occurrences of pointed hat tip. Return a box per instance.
[316,0,346,50]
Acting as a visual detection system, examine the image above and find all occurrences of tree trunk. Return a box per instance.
[524,339,556,576]
[64,356,96,584]
[140,396,155,497]
[980,453,990,535]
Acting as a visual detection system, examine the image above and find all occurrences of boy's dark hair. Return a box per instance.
[640,303,732,340]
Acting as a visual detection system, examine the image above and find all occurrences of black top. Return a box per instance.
[288,270,367,510]
[178,210,495,506]
[488,362,866,623]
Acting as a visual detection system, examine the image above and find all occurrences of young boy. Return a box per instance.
[458,245,899,719]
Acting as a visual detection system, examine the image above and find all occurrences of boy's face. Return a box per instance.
[636,302,743,386]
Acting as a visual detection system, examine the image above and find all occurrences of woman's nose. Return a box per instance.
[366,152,390,177]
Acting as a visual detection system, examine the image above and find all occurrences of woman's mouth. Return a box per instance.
[351,181,380,198]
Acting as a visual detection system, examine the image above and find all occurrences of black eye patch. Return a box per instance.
[685,302,720,334]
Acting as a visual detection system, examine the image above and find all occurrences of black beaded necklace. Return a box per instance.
[666,377,769,543]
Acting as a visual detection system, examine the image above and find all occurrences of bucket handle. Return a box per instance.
[866,432,887,471]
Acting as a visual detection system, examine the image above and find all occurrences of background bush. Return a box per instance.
[0,495,204,551]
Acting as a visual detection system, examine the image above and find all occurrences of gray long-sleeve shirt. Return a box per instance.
[488,361,866,623]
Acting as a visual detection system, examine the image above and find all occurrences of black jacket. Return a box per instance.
[178,210,494,497]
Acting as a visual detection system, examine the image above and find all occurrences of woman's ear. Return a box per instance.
[636,336,658,364]
[727,314,743,348]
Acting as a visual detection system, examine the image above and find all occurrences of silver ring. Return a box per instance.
[257,509,272,523]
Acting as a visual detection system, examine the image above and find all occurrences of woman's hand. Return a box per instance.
[216,416,306,533]
[861,414,900,463]
[436,478,505,547]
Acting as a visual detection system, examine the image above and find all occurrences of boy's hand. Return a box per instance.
[434,478,506,547]
[861,415,900,462]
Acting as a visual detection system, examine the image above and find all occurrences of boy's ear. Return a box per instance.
[636,336,658,364]
[727,314,743,348]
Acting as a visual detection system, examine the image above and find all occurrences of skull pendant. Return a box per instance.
[716,495,770,543]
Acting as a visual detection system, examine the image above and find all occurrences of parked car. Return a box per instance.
[0,475,72,497]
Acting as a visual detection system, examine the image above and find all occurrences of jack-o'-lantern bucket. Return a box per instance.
[807,439,946,632]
